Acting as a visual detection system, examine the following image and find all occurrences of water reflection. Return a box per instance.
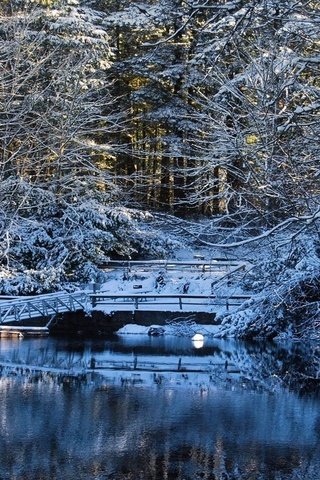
[0,376,319,480]
[0,336,319,479]
[0,335,318,393]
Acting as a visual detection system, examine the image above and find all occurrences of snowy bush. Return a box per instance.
[0,267,68,295]
[0,181,179,293]
[217,233,320,340]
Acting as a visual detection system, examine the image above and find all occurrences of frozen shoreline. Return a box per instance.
[116,322,221,337]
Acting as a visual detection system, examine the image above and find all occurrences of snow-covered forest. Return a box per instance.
[0,0,319,338]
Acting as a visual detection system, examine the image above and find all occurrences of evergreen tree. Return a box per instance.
[98,0,201,213]
[0,0,174,290]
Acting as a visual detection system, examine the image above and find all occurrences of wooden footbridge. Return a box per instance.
[102,258,246,274]
[0,291,250,325]
[90,293,251,312]
[0,258,251,327]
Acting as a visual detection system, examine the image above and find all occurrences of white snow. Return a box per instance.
[88,253,250,321]
[96,257,248,299]
[116,323,221,337]
[87,250,252,337]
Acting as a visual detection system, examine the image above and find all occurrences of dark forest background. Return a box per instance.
[0,1,319,299]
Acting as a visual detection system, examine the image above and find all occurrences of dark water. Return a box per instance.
[0,335,319,480]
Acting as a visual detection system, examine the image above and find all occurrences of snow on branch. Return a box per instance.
[192,211,320,249]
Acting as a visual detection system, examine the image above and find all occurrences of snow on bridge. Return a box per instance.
[0,291,251,325]
[0,259,251,326]
[90,293,251,313]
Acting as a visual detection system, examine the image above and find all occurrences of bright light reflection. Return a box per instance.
[192,334,204,349]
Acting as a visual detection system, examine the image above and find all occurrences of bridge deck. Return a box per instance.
[90,293,251,312]
[0,259,251,324]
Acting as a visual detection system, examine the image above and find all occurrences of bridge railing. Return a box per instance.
[89,293,251,312]
[0,291,89,324]
[101,259,247,272]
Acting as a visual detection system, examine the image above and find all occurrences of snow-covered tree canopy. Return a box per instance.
[0,0,319,310]
[0,0,177,292]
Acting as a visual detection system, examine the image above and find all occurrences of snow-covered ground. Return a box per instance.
[89,247,253,337]
[117,323,221,337]
[90,224,320,340]
[96,246,250,299]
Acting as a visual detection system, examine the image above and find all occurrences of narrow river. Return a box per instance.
[0,334,319,479]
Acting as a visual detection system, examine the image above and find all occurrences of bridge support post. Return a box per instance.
[91,281,97,307]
